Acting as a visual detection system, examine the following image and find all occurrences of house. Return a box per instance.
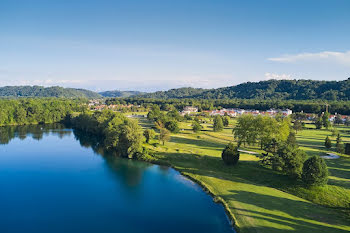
[282,109,293,116]
[181,106,198,115]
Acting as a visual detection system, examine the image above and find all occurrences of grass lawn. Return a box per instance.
[138,117,350,233]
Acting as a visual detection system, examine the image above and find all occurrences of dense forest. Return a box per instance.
[0,86,101,98]
[141,87,208,99]
[99,90,144,98]
[140,78,350,101]
[0,98,84,126]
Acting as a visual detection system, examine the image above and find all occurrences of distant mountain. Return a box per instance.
[99,90,144,98]
[139,79,350,101]
[140,87,209,99]
[0,86,101,98]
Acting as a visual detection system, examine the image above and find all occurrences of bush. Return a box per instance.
[302,156,328,186]
[222,143,240,165]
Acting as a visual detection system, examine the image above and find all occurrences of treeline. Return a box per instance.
[0,98,85,126]
[109,97,350,115]
[70,110,144,158]
[0,86,101,98]
[139,78,350,101]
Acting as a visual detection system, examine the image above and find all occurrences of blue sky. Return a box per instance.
[1,0,349,91]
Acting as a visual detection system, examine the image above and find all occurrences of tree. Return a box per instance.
[192,121,202,132]
[302,156,328,186]
[336,134,345,154]
[286,132,297,146]
[223,116,230,127]
[325,136,332,149]
[118,120,143,158]
[143,129,155,143]
[345,117,350,126]
[334,115,343,125]
[221,143,240,165]
[272,143,306,178]
[159,128,171,145]
[292,120,303,133]
[233,114,256,146]
[165,120,180,133]
[213,115,224,132]
[315,117,323,129]
[322,112,331,129]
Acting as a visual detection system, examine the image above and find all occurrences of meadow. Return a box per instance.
[137,116,350,233]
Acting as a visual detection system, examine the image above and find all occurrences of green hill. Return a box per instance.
[99,90,144,98]
[140,78,350,100]
[0,86,101,98]
[141,87,208,99]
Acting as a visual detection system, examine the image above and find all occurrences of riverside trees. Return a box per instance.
[71,110,143,158]
[0,98,83,126]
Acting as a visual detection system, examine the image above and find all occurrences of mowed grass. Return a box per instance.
[138,117,350,233]
[295,123,350,190]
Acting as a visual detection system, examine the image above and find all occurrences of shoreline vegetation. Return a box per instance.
[0,98,349,233]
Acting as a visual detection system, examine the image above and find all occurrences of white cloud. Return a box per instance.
[268,50,350,66]
[264,73,292,80]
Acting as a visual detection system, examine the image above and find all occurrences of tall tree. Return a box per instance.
[336,134,345,154]
[213,115,224,132]
[159,128,171,145]
[325,136,332,149]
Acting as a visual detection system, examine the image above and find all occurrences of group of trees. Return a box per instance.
[147,105,180,133]
[261,142,329,186]
[0,98,84,126]
[325,133,345,154]
[234,114,329,186]
[71,110,143,158]
[233,114,290,149]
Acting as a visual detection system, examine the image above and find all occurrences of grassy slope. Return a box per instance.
[138,117,350,233]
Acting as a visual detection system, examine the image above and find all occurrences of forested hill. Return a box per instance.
[140,79,350,100]
[0,86,101,98]
[141,87,209,99]
[99,90,144,98]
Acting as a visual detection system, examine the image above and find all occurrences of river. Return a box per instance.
[0,124,234,233]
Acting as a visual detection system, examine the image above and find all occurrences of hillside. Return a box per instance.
[99,90,143,98]
[0,86,101,98]
[140,79,350,101]
[141,87,208,99]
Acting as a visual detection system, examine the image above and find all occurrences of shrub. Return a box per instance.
[302,156,328,186]
[222,143,240,165]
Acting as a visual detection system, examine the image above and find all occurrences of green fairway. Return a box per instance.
[137,117,350,233]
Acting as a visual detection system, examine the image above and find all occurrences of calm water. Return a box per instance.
[0,125,234,233]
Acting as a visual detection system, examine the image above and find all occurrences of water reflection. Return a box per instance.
[0,123,71,144]
[72,128,153,188]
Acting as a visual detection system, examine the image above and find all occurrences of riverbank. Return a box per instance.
[138,117,350,233]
